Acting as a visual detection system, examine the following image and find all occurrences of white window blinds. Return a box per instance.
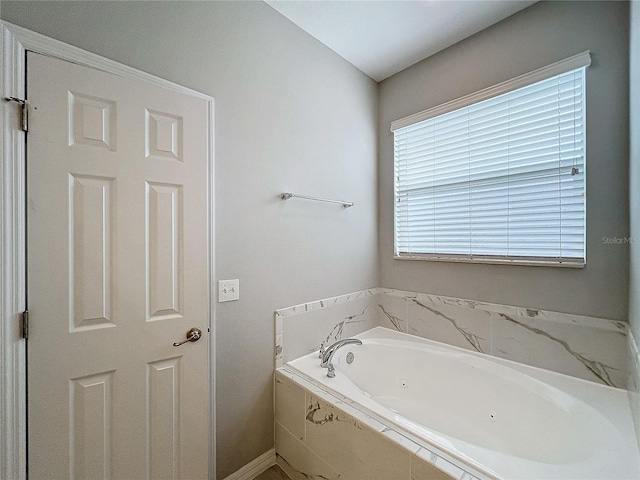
[393,58,588,266]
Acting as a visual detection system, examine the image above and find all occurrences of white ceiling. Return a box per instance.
[265,0,537,82]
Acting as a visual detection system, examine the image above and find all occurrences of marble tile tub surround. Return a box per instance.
[276,288,628,388]
[629,330,640,450]
[379,289,628,388]
[274,369,472,480]
[275,289,380,367]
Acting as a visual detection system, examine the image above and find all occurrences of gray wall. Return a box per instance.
[630,1,640,339]
[378,1,630,321]
[0,2,378,477]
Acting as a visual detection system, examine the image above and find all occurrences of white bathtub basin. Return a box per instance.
[287,327,640,479]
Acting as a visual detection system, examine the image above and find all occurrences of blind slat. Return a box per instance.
[394,66,586,263]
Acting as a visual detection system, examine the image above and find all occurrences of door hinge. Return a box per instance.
[21,310,29,339]
[4,97,28,132]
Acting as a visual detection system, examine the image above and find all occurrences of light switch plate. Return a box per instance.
[218,279,239,302]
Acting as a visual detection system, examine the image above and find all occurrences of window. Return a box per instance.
[392,53,590,266]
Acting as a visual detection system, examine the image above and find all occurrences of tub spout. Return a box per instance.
[320,338,362,377]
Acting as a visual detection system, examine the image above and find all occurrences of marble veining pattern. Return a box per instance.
[278,295,378,366]
[378,304,404,332]
[381,288,626,332]
[275,288,380,318]
[630,329,640,381]
[377,293,408,333]
[322,306,369,344]
[275,287,628,387]
[306,399,363,431]
[411,298,487,353]
[497,312,618,386]
[278,367,477,480]
[399,290,626,387]
[275,453,334,480]
[628,330,640,449]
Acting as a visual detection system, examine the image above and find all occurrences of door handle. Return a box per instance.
[173,327,202,347]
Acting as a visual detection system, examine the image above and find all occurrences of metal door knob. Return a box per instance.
[173,327,202,347]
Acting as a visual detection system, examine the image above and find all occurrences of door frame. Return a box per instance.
[0,21,217,479]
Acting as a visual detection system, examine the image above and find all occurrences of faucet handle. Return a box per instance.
[318,342,326,359]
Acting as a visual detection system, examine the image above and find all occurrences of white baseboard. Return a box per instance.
[223,448,276,480]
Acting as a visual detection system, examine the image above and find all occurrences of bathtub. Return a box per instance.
[285,326,640,480]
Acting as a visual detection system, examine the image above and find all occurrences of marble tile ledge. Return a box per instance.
[276,287,629,388]
[275,288,380,318]
[378,288,627,332]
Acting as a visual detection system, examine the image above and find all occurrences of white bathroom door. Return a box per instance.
[26,52,211,479]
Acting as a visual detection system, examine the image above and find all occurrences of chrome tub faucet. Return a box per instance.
[320,338,363,378]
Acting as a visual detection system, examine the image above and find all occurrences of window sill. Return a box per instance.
[394,254,585,268]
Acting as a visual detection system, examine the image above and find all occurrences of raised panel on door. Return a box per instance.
[69,371,114,480]
[146,182,184,322]
[69,174,116,331]
[147,357,181,480]
[27,51,211,479]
